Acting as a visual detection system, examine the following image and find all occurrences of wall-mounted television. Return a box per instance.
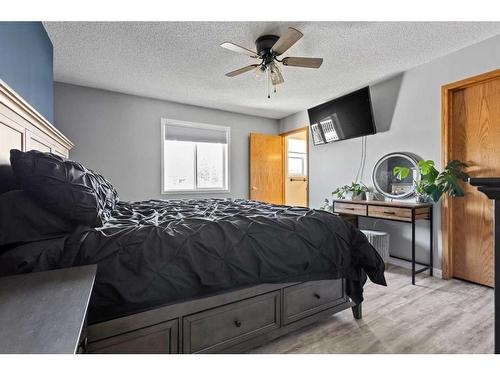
[308,86,376,145]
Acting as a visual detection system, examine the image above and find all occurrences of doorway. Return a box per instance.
[442,69,500,287]
[249,127,309,206]
[283,127,309,207]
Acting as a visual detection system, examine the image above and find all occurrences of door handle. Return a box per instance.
[251,186,258,190]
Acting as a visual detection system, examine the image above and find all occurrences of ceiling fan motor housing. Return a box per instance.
[255,35,280,60]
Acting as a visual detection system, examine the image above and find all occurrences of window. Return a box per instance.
[161,119,230,193]
[287,138,307,177]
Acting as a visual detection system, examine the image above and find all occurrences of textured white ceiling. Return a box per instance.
[44,22,500,119]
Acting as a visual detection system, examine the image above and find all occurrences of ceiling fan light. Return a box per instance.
[254,66,266,82]
[270,62,284,86]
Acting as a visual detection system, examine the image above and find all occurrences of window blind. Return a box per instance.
[165,123,228,144]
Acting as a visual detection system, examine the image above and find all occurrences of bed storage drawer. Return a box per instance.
[283,280,345,324]
[87,319,179,354]
[182,291,281,353]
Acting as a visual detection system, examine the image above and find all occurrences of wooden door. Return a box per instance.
[249,133,283,204]
[443,70,500,286]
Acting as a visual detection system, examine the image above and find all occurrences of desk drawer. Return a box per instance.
[334,202,366,216]
[283,280,345,324]
[368,205,412,222]
[182,291,280,353]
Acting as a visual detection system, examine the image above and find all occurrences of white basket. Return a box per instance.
[361,230,390,263]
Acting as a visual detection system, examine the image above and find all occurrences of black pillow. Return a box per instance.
[0,165,20,194]
[0,190,76,247]
[10,149,118,227]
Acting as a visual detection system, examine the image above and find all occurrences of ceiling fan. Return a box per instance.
[221,27,323,98]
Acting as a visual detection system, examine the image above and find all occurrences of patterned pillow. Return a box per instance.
[10,149,118,227]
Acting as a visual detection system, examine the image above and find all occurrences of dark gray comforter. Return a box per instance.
[0,199,386,323]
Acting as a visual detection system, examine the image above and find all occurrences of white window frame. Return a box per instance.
[288,152,307,177]
[161,118,231,194]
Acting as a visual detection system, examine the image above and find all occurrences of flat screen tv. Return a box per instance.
[308,86,376,145]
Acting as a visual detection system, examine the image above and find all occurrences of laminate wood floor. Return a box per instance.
[250,265,494,354]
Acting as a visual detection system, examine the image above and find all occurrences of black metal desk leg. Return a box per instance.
[430,205,434,276]
[412,208,416,285]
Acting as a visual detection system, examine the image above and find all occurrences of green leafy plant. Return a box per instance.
[393,159,469,202]
[332,182,369,199]
[320,198,333,212]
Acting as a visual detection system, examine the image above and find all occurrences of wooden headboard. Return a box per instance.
[0,78,73,167]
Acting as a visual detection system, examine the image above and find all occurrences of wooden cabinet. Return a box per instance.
[283,280,345,324]
[87,319,179,354]
[182,291,280,354]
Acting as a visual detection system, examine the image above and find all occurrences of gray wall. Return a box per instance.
[280,34,500,272]
[0,22,54,122]
[54,83,279,201]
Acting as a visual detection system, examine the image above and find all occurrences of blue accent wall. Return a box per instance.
[0,22,54,122]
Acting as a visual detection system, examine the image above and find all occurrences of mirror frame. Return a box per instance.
[372,152,421,199]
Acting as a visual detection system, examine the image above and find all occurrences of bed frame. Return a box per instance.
[1,78,361,354]
[84,280,359,354]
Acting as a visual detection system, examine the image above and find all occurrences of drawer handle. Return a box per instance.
[344,208,355,210]
[234,319,242,328]
[313,293,321,299]
[383,211,396,215]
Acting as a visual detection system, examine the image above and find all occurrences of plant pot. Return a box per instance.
[416,193,430,203]
[351,193,366,201]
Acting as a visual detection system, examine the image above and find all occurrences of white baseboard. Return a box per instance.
[387,256,442,279]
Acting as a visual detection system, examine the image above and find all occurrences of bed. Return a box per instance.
[0,79,386,353]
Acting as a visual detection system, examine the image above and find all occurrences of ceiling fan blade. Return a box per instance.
[271,27,303,56]
[225,64,260,77]
[282,57,323,69]
[220,42,259,58]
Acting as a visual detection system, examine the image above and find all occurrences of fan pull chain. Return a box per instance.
[267,66,270,99]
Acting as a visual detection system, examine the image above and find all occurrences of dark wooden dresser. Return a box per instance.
[332,199,433,284]
[0,265,96,354]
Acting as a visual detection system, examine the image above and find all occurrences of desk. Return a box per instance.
[332,199,433,284]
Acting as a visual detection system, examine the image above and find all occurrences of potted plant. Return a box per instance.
[319,198,333,212]
[332,182,369,201]
[393,159,469,203]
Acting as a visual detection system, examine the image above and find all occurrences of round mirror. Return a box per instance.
[372,152,421,199]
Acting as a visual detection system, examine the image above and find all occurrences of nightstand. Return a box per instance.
[0,265,97,353]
